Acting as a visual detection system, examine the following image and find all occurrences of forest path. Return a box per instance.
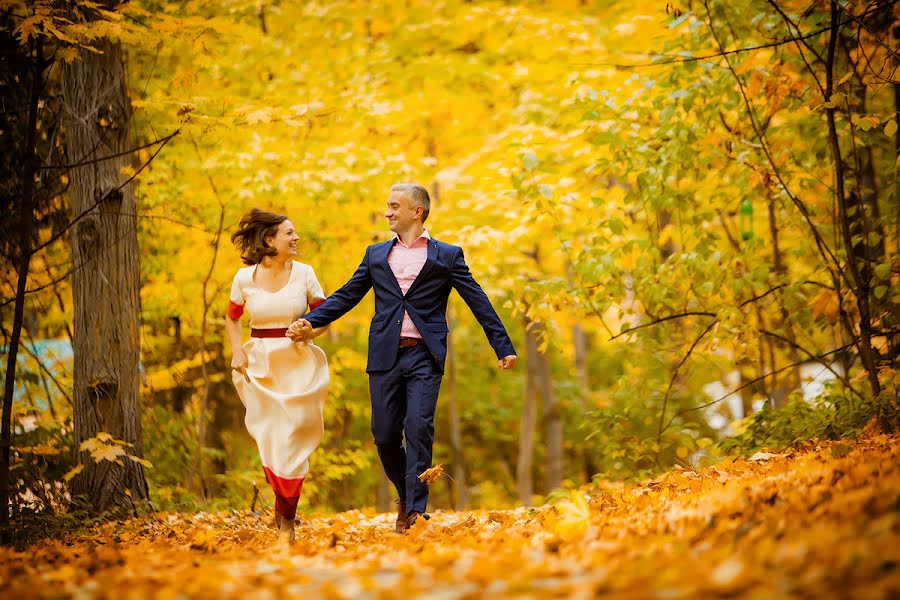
[3,431,898,599]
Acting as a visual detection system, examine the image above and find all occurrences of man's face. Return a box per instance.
[385,190,422,233]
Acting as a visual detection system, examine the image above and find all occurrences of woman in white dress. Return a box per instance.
[225,208,329,543]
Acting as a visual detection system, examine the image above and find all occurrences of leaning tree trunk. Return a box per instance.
[62,37,148,512]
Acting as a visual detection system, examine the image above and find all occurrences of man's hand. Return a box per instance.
[498,355,517,370]
[287,318,314,342]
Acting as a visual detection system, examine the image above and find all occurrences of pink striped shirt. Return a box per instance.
[387,230,430,339]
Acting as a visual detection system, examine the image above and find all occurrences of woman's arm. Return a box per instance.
[225,316,250,381]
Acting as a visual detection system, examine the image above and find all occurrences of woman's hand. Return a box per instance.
[231,349,250,382]
[287,318,315,342]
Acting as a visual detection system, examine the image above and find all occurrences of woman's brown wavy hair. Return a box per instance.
[231,208,287,265]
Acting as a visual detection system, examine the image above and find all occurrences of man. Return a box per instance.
[290,183,517,533]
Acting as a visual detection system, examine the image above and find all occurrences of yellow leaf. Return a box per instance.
[548,491,591,541]
[62,464,84,482]
[418,464,444,485]
[126,453,153,468]
[92,445,126,463]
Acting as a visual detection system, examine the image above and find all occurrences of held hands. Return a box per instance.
[287,318,314,342]
[498,355,517,370]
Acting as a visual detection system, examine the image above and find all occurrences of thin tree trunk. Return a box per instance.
[444,322,468,509]
[572,324,597,481]
[376,468,391,513]
[766,190,803,407]
[516,318,538,505]
[62,36,148,511]
[188,182,225,497]
[537,323,563,493]
[824,2,881,399]
[0,35,42,541]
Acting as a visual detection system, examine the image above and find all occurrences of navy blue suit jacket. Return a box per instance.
[304,237,515,373]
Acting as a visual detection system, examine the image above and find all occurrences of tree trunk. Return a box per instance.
[516,318,538,505]
[825,2,881,399]
[766,190,803,407]
[62,37,148,512]
[536,322,563,493]
[572,323,597,481]
[376,468,391,513]
[0,35,42,540]
[444,323,468,509]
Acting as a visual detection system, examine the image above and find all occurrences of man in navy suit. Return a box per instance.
[290,183,517,532]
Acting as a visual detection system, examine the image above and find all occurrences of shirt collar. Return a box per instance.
[393,229,430,248]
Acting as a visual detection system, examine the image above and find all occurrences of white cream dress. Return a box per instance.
[228,261,329,519]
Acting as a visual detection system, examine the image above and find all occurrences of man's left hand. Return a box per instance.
[498,355,517,370]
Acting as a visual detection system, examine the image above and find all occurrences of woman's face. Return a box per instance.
[267,219,300,258]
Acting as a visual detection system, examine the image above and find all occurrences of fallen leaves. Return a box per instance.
[417,464,444,485]
[3,433,899,599]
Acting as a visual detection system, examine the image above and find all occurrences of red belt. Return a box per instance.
[399,337,420,347]
[251,327,289,338]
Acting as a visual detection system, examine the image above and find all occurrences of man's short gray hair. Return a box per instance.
[391,183,431,223]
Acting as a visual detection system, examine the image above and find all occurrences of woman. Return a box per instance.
[225,208,329,543]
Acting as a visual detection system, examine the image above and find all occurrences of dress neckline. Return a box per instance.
[252,261,295,294]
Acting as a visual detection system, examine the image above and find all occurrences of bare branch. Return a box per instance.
[608,311,717,341]
[30,128,179,256]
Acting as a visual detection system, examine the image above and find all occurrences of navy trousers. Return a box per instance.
[368,343,442,514]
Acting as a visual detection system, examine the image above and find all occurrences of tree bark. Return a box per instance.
[538,325,563,493]
[444,322,468,509]
[376,468,391,513]
[571,324,597,480]
[0,34,42,540]
[62,37,149,511]
[516,319,538,505]
[766,189,803,407]
[825,1,881,399]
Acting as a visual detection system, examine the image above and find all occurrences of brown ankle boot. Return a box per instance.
[394,500,407,534]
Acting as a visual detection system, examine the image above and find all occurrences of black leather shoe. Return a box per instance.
[395,499,407,534]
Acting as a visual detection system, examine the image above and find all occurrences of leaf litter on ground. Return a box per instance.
[2,431,899,599]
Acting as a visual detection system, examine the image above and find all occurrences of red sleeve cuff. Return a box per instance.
[308,298,325,311]
[227,300,244,319]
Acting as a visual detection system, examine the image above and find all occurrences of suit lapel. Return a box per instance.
[377,239,404,297]
[405,239,438,297]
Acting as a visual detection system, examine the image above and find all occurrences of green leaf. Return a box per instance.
[523,153,539,172]
[873,285,888,300]
[608,218,625,235]
[885,119,897,138]
[873,263,891,280]
[668,14,691,29]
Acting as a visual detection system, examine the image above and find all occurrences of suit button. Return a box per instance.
[396,320,401,325]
